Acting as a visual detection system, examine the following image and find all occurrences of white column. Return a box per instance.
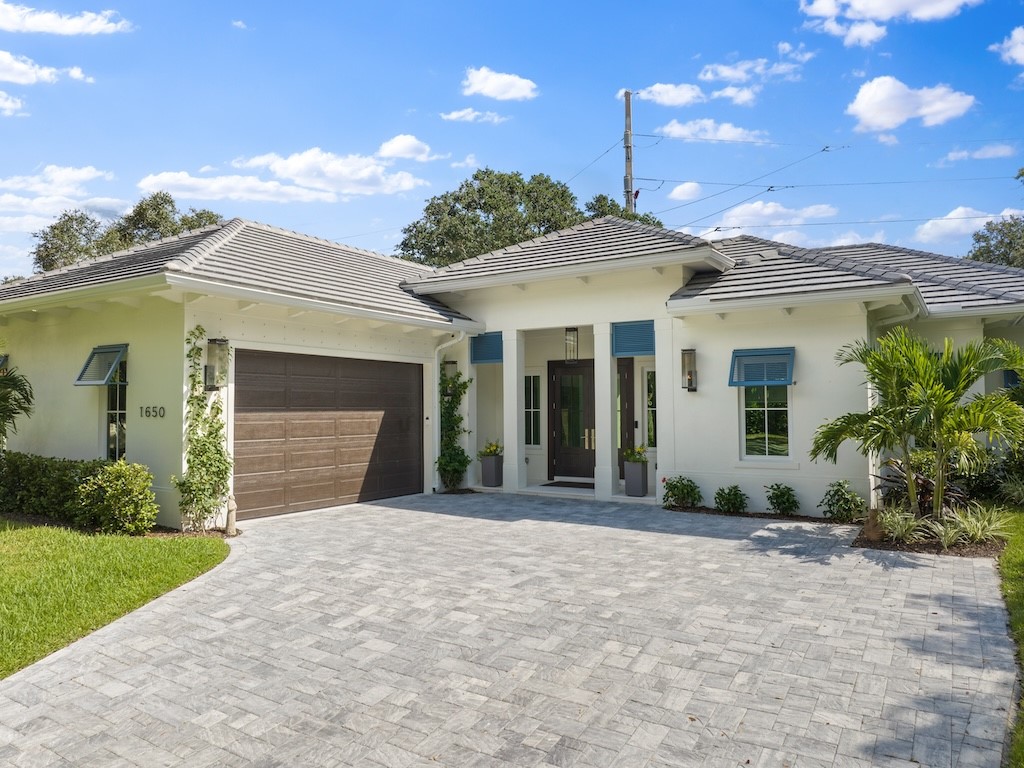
[654,317,677,504]
[502,329,526,490]
[593,323,616,499]
[465,358,479,487]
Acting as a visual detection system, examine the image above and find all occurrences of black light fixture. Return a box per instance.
[564,327,579,364]
[442,359,458,395]
[681,348,697,391]
[0,353,8,373]
[204,338,229,391]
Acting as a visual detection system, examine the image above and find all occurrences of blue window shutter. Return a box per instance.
[612,320,655,357]
[75,344,128,386]
[470,332,503,364]
[728,347,795,386]
[1005,370,1021,388]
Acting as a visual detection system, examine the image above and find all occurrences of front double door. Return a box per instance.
[548,359,635,480]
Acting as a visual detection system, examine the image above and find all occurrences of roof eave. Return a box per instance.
[667,283,925,318]
[406,246,734,296]
[165,274,484,333]
[0,274,171,315]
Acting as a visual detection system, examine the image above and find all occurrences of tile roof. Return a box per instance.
[679,235,1024,315]
[0,219,472,327]
[405,216,721,291]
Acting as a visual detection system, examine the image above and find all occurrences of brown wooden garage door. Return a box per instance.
[233,350,423,519]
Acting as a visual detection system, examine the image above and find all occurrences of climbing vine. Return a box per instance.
[173,325,232,531]
[437,363,471,490]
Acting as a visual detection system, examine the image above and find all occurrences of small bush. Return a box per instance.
[662,476,702,509]
[954,502,1012,544]
[765,483,799,516]
[925,518,965,551]
[714,485,748,514]
[878,507,927,543]
[818,480,867,523]
[0,452,108,524]
[1001,475,1024,506]
[76,461,158,535]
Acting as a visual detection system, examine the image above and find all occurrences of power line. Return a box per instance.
[635,175,1015,191]
[694,212,1020,234]
[566,138,622,183]
[634,132,1024,149]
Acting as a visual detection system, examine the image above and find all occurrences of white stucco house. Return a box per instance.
[2,215,1023,527]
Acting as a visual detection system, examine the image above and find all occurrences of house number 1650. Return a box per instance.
[139,406,166,418]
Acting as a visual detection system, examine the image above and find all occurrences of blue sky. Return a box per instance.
[0,0,1022,277]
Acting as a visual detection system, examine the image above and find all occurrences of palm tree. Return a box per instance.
[0,367,33,447]
[811,328,1024,518]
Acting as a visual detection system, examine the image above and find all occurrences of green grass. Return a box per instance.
[999,509,1024,766]
[0,519,228,679]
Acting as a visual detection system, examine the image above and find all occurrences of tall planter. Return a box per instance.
[624,460,648,497]
[481,455,503,487]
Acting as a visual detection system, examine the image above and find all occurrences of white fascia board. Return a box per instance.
[406,246,734,296]
[165,274,485,333]
[0,275,169,316]
[667,283,926,318]
[925,303,1024,321]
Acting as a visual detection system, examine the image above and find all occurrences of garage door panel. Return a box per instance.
[234,350,423,519]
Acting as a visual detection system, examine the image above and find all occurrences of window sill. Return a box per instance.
[734,459,800,471]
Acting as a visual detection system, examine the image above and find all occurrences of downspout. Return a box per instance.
[433,331,466,492]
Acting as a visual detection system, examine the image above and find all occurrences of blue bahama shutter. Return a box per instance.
[470,332,503,364]
[728,347,795,386]
[611,320,655,357]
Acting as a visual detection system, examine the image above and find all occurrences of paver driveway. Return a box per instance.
[0,494,1016,767]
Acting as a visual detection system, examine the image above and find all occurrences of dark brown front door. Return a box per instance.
[233,350,423,519]
[618,358,635,479]
[549,360,595,479]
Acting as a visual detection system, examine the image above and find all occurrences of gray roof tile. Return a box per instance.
[0,219,470,326]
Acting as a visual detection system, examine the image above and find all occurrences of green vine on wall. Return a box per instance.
[173,325,232,531]
[437,363,471,490]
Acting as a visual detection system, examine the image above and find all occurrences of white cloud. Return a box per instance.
[138,172,335,203]
[451,154,477,169]
[940,143,1015,164]
[698,58,801,84]
[0,50,56,84]
[801,0,982,47]
[656,118,768,143]
[668,182,702,201]
[0,1,131,34]
[232,146,428,196]
[231,20,247,30]
[716,200,838,229]
[198,164,217,173]
[711,86,759,106]
[439,107,508,124]
[877,133,899,145]
[66,66,93,83]
[990,27,1024,67]
[377,134,445,162]
[914,206,1024,242]
[0,89,21,115]
[845,75,974,131]
[0,165,112,196]
[0,213,51,232]
[778,41,816,63]
[461,66,537,101]
[630,83,705,107]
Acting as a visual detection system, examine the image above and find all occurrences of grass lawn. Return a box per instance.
[999,509,1024,765]
[0,519,229,679]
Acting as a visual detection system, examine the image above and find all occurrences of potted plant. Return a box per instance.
[622,444,648,497]
[478,441,503,487]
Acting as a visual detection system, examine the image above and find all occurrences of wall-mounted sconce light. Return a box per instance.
[442,359,458,395]
[204,338,229,391]
[681,348,697,391]
[0,353,9,373]
[564,327,579,364]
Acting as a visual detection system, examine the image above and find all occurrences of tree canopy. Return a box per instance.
[966,168,1024,268]
[31,192,221,273]
[397,168,663,267]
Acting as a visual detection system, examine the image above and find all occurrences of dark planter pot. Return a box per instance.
[481,455,503,487]
[624,461,648,497]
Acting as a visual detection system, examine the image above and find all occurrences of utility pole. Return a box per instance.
[623,90,634,214]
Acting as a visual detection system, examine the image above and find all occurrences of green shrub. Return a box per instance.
[76,460,158,535]
[818,480,867,523]
[765,483,799,516]
[879,507,927,543]
[925,517,965,551]
[954,502,1012,544]
[662,476,702,509]
[714,485,748,514]
[1002,475,1024,506]
[0,452,108,524]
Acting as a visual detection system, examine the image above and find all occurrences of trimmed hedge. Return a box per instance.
[0,452,159,535]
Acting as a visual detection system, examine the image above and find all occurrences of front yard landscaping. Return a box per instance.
[1000,509,1024,765]
[0,518,228,679]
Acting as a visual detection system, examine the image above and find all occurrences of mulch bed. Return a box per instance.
[664,505,1003,558]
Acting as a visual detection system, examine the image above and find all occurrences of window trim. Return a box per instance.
[76,344,128,386]
[524,373,541,447]
[740,383,790,459]
[728,347,795,387]
[643,366,657,449]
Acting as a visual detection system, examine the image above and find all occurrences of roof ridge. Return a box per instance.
[716,235,910,284]
[166,218,246,272]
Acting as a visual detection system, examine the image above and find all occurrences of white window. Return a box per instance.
[645,369,657,448]
[524,374,541,446]
[729,348,795,459]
